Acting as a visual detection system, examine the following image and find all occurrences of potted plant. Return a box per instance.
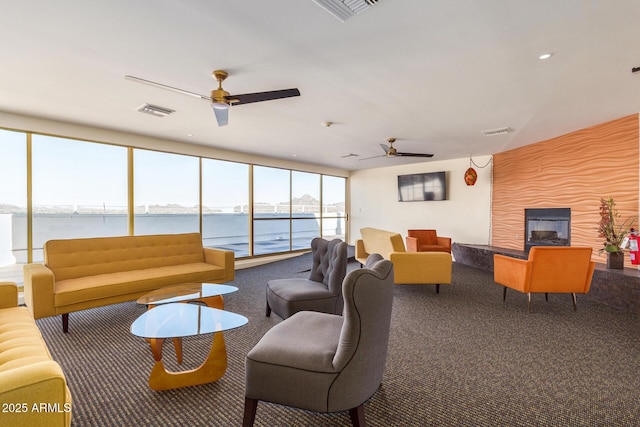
[597,197,633,269]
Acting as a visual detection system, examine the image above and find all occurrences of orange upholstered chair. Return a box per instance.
[493,246,595,312]
[405,229,451,253]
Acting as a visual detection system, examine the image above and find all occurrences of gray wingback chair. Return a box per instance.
[244,254,394,427]
[266,237,348,319]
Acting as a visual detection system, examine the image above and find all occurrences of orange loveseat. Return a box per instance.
[493,246,595,311]
[405,229,451,253]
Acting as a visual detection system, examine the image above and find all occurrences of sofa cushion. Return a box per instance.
[45,233,206,282]
[418,244,449,252]
[54,263,226,307]
[0,307,52,372]
[360,227,406,259]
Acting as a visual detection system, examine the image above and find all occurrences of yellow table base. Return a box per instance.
[147,332,227,391]
[145,294,227,390]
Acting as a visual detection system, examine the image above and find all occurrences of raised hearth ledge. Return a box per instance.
[452,243,640,314]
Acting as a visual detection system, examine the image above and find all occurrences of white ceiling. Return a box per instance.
[1,1,639,171]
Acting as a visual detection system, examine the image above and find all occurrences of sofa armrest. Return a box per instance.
[203,247,235,282]
[390,252,452,284]
[0,361,72,426]
[0,282,18,309]
[436,236,452,252]
[493,255,532,293]
[355,239,369,265]
[22,264,57,319]
[405,236,419,252]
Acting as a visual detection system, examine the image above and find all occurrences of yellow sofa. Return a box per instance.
[23,232,235,332]
[0,282,72,426]
[355,227,452,292]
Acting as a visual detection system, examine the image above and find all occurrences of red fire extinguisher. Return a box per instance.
[629,228,639,267]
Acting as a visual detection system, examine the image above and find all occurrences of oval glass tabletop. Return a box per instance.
[136,283,239,306]
[131,303,248,339]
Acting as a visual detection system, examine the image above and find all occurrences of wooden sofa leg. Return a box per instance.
[349,404,366,427]
[572,293,577,311]
[242,397,258,427]
[62,313,69,333]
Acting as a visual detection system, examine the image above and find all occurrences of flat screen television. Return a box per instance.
[397,171,447,202]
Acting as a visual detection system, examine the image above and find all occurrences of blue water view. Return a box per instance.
[0,212,345,266]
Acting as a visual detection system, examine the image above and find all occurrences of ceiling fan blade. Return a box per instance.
[125,75,211,101]
[396,152,434,158]
[358,154,386,161]
[212,105,229,126]
[380,143,390,154]
[227,88,300,105]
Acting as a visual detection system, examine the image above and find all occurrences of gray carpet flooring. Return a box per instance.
[36,254,640,426]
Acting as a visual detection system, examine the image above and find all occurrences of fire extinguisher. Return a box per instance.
[629,228,639,267]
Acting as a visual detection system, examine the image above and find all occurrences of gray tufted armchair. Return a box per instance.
[265,237,348,319]
[244,254,394,426]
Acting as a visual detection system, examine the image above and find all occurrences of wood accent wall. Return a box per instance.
[492,114,639,266]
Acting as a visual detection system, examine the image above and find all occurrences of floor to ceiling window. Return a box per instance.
[202,158,249,257]
[133,149,199,235]
[253,166,291,255]
[0,129,26,281]
[31,135,128,262]
[322,175,347,241]
[0,127,348,282]
[292,171,321,250]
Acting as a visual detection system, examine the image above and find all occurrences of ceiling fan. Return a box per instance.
[125,70,300,126]
[360,138,434,160]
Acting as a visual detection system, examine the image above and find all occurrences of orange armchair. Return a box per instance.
[493,246,595,312]
[405,229,451,253]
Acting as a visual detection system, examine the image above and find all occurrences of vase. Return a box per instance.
[607,251,624,269]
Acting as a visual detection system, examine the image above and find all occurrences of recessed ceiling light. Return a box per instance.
[186,133,193,137]
[538,53,553,60]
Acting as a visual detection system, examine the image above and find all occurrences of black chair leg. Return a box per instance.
[62,313,69,333]
[349,404,366,427]
[545,292,548,302]
[242,397,258,427]
[265,301,271,317]
[435,284,440,294]
[503,287,507,302]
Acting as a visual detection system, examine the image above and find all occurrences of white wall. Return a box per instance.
[349,156,493,246]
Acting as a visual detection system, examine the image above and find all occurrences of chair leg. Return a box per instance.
[572,293,577,311]
[349,404,366,427]
[62,313,69,333]
[242,397,258,427]
[527,293,531,313]
[545,292,548,302]
[503,287,507,302]
[265,301,271,317]
[435,283,440,294]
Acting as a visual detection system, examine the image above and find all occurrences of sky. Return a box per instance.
[0,129,345,209]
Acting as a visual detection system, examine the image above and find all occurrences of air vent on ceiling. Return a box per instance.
[312,0,380,22]
[136,103,175,117]
[481,127,512,136]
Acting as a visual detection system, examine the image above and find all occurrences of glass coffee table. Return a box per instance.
[136,283,239,309]
[132,283,247,390]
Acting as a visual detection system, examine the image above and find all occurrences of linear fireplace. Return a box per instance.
[524,208,571,252]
